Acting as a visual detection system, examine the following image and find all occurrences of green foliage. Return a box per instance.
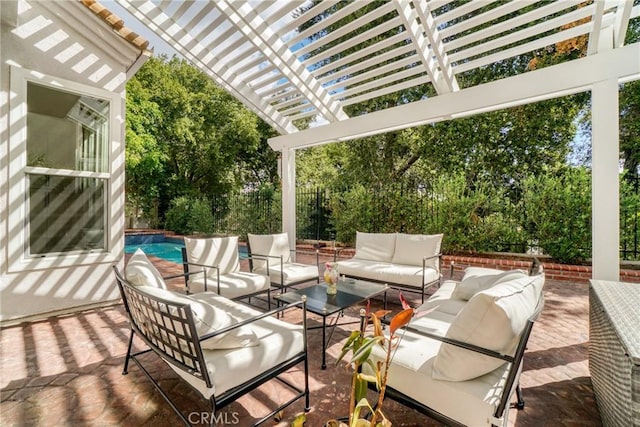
[521,169,592,263]
[125,56,277,224]
[164,196,215,236]
[328,185,375,245]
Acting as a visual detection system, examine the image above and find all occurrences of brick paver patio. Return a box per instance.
[1,254,602,426]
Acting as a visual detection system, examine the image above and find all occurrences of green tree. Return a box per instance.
[126,56,275,224]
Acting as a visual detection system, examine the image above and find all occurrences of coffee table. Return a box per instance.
[275,279,388,369]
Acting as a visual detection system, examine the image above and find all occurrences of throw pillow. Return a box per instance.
[392,233,443,269]
[125,248,167,289]
[432,273,544,381]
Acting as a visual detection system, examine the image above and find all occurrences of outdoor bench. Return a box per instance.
[335,231,443,303]
[113,256,310,426]
[367,261,545,426]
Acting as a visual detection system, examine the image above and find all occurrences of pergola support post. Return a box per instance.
[591,78,620,281]
[281,147,297,257]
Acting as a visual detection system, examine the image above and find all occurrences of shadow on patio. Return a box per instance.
[1,257,602,426]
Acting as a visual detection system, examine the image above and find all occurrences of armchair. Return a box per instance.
[182,236,271,309]
[247,232,320,290]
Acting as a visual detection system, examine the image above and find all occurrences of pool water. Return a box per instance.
[125,242,186,264]
[125,239,248,264]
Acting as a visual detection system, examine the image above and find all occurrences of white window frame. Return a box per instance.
[8,66,120,271]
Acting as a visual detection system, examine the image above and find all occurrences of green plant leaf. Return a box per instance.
[337,330,362,364]
[351,336,383,365]
[354,376,368,402]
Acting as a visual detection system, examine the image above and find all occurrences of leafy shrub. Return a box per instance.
[164,196,214,235]
[521,168,592,263]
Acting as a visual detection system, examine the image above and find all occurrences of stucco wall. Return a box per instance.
[1,1,144,321]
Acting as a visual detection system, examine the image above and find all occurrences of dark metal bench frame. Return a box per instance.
[113,266,310,426]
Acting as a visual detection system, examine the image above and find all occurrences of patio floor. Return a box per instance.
[1,255,602,426]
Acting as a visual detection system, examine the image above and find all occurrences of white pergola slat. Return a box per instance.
[117,0,640,281]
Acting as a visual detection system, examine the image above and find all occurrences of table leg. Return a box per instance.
[322,315,327,370]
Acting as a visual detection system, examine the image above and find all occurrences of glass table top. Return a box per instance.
[275,279,388,316]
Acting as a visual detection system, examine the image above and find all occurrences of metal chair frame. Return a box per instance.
[113,266,309,426]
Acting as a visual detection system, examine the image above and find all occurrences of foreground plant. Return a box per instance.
[326,294,429,427]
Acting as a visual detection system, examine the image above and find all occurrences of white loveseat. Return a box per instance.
[335,232,443,302]
[117,251,309,424]
[367,264,545,427]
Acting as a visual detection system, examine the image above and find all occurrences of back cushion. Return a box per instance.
[353,232,396,262]
[184,236,240,276]
[125,249,167,289]
[452,268,527,301]
[247,233,291,270]
[392,233,443,269]
[432,273,544,381]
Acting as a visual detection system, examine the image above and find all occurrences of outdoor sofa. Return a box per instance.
[367,261,545,426]
[116,250,310,425]
[335,231,443,302]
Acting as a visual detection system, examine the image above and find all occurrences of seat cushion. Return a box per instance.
[247,233,291,271]
[365,328,512,427]
[392,233,443,270]
[336,259,439,288]
[187,271,270,299]
[254,262,318,287]
[416,281,467,317]
[353,232,396,262]
[184,236,240,276]
[136,287,258,351]
[452,268,528,301]
[167,294,305,398]
[125,249,167,289]
[433,274,545,381]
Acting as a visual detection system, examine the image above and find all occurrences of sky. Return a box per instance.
[102,1,180,58]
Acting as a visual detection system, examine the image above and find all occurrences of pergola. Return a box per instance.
[116,0,640,281]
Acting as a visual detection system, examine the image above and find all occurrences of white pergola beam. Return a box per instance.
[216,0,348,123]
[412,1,459,93]
[269,42,640,150]
[613,0,633,47]
[588,0,606,55]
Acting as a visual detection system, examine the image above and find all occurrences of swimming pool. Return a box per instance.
[125,234,248,264]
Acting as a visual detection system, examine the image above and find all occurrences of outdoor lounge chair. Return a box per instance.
[247,232,320,290]
[113,265,310,426]
[181,236,271,309]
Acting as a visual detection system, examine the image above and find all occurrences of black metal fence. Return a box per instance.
[211,176,640,262]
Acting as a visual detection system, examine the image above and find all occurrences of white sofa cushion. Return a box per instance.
[167,294,305,398]
[433,274,544,381]
[247,233,291,271]
[392,233,443,270]
[136,287,258,351]
[353,231,397,263]
[253,262,319,287]
[336,258,439,288]
[452,268,528,301]
[187,271,270,299]
[125,249,167,289]
[184,236,240,277]
[365,328,511,427]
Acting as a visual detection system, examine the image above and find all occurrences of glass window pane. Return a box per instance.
[28,174,106,255]
[26,82,109,173]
